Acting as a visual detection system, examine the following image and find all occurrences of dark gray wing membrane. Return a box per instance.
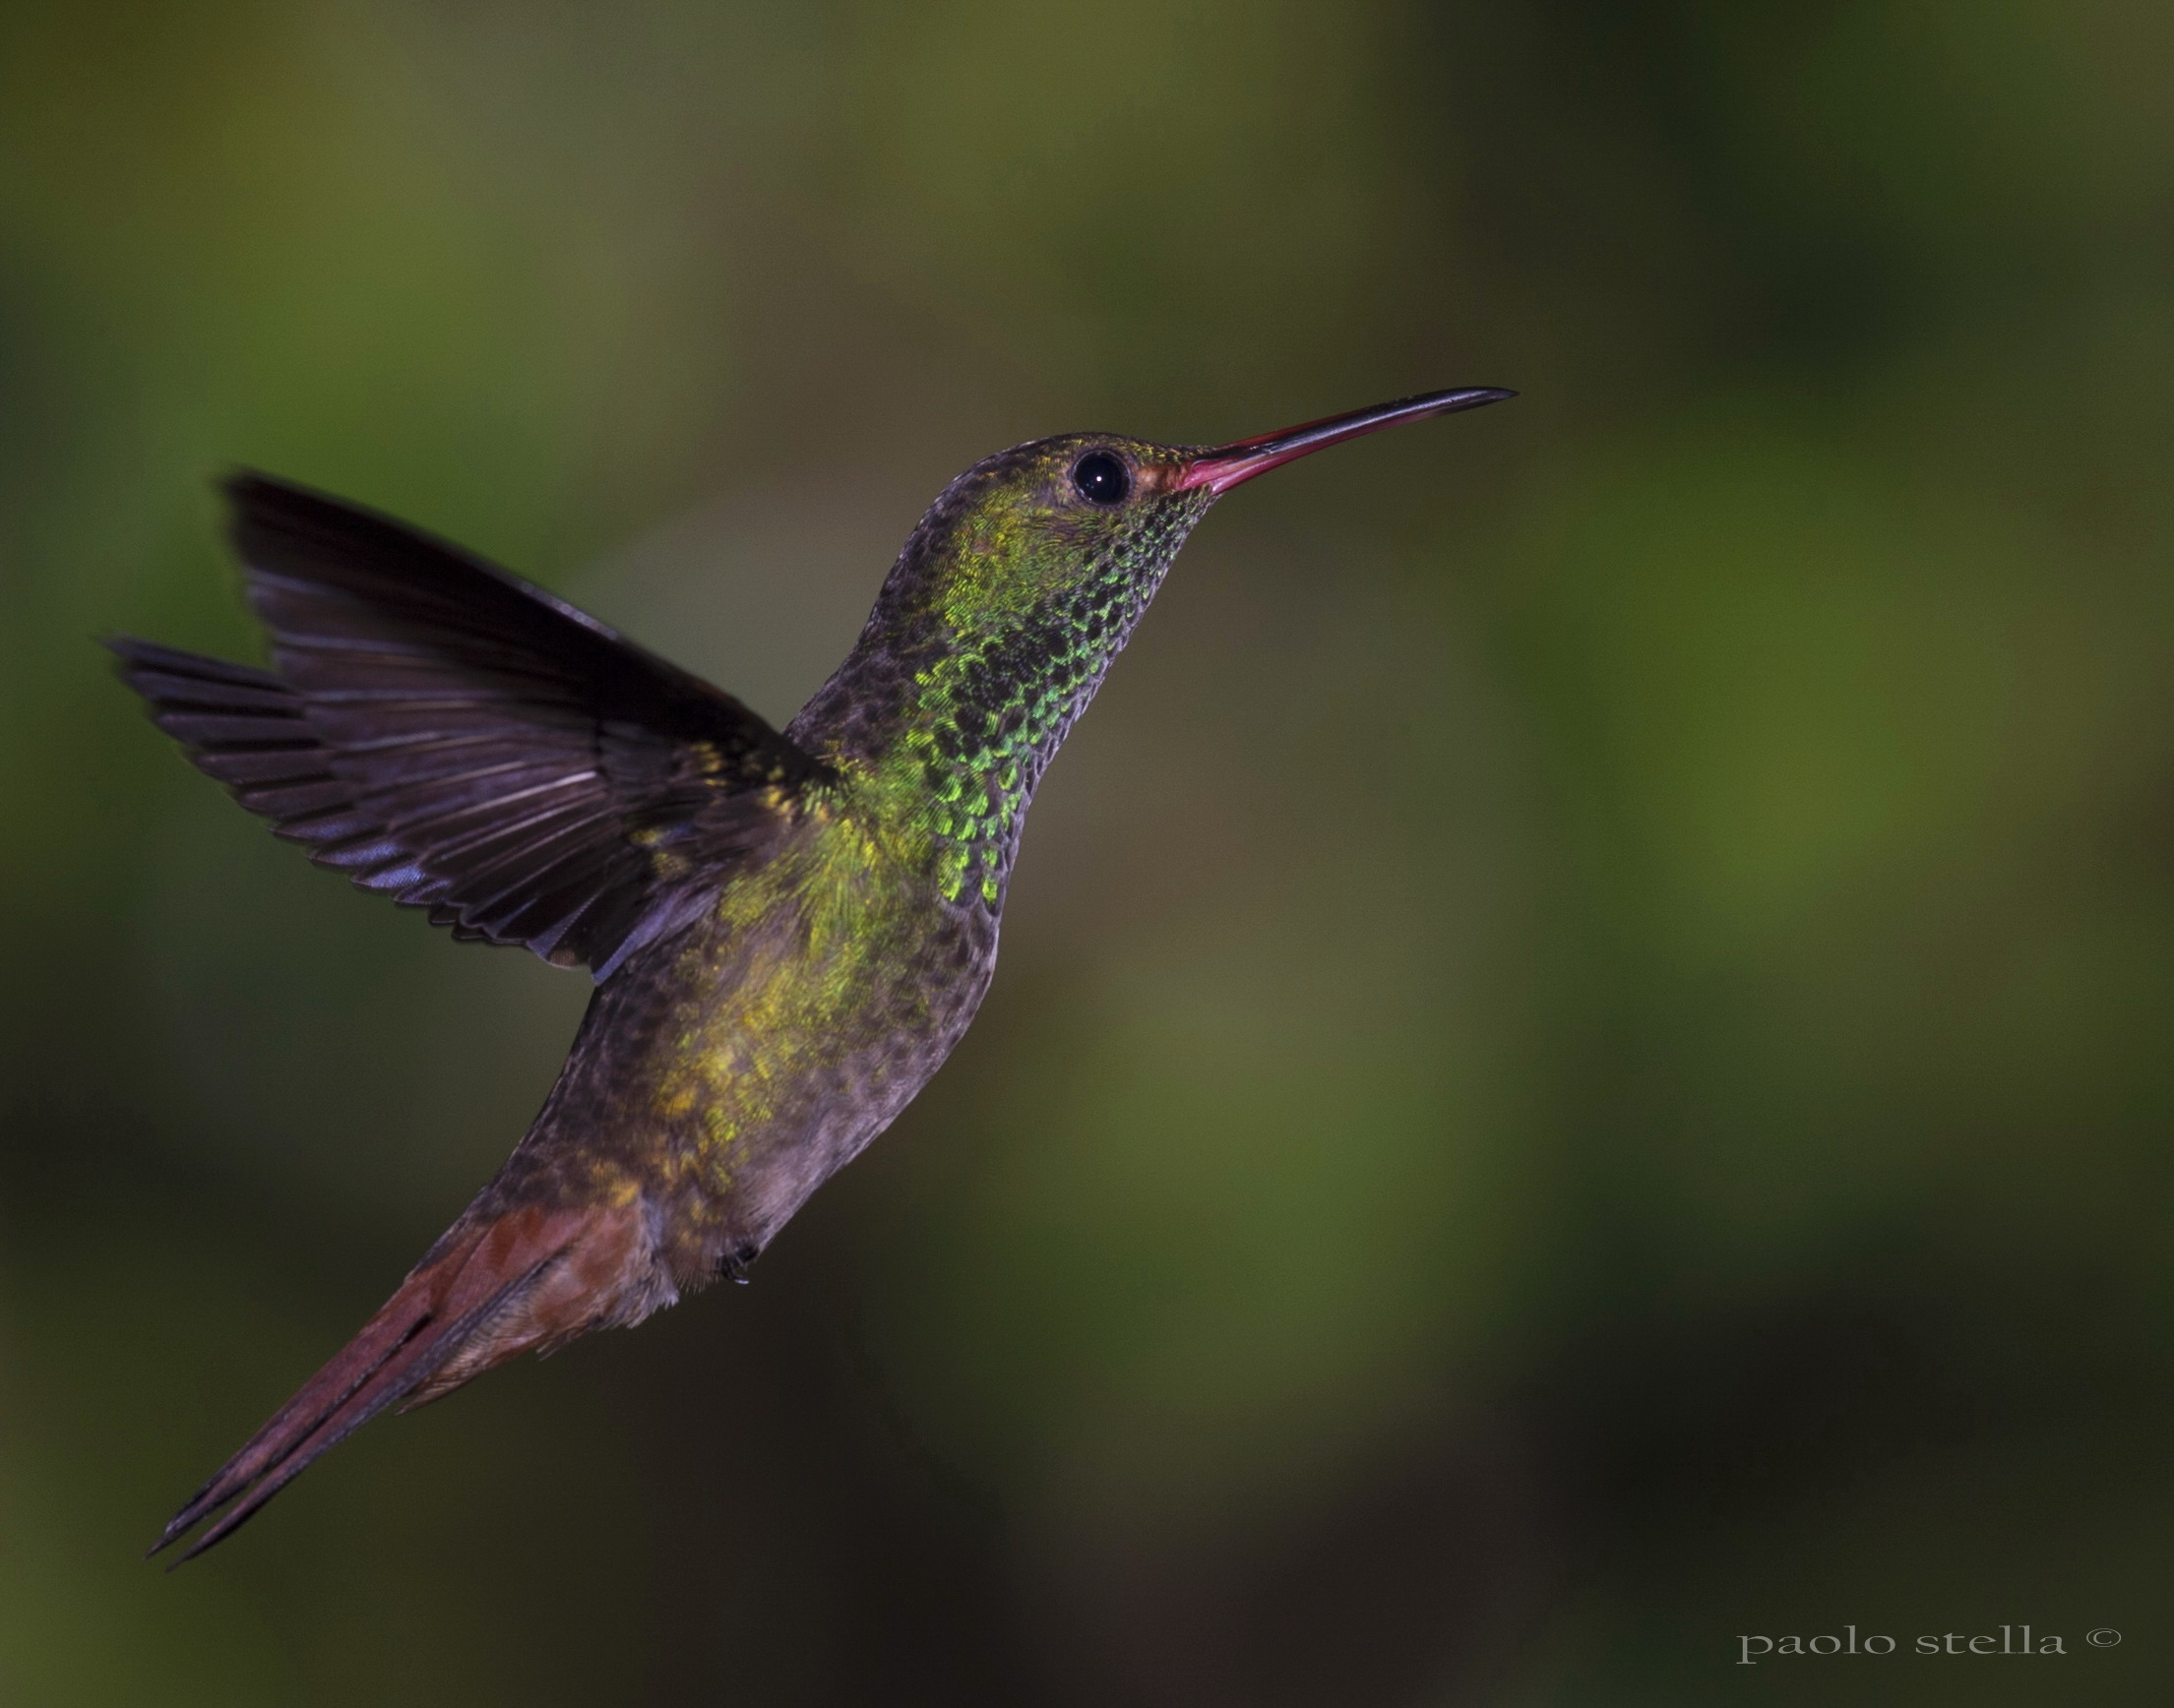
[113,472,817,980]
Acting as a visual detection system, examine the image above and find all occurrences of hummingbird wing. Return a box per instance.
[113,472,817,979]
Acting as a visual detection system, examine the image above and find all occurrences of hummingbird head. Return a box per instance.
[885,429,1218,647]
[791,387,1515,893]
[854,386,1518,682]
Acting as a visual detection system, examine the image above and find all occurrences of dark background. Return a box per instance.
[2,1,2169,1701]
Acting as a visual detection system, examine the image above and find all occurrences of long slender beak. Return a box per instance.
[1171,387,1517,496]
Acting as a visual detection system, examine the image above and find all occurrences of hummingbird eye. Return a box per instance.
[1071,452,1132,507]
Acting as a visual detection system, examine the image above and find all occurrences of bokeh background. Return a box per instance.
[2,1,2170,1702]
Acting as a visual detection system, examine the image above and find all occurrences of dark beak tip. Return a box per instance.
[1432,387,1518,411]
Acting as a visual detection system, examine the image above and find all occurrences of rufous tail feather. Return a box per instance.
[151,1199,655,1563]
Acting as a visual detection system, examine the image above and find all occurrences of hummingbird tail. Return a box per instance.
[150,1197,667,1563]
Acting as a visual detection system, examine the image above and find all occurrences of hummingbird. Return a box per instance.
[115,386,1513,1560]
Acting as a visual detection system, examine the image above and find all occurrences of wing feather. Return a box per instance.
[112,473,817,978]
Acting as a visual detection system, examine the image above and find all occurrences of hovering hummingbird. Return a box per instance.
[115,386,1513,1559]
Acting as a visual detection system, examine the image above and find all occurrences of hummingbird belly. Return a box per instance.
[499,822,999,1284]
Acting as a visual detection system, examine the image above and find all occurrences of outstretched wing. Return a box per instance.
[113,472,818,979]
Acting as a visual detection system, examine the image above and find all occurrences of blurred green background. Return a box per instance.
[2,0,2170,1702]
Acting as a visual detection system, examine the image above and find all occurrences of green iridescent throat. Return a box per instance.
[788,440,1215,905]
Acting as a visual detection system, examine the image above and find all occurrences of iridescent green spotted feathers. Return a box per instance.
[794,434,1216,905]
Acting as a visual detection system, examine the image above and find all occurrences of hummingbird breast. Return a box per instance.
[484,798,1000,1285]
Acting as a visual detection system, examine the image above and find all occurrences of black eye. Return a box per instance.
[1072,452,1132,506]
